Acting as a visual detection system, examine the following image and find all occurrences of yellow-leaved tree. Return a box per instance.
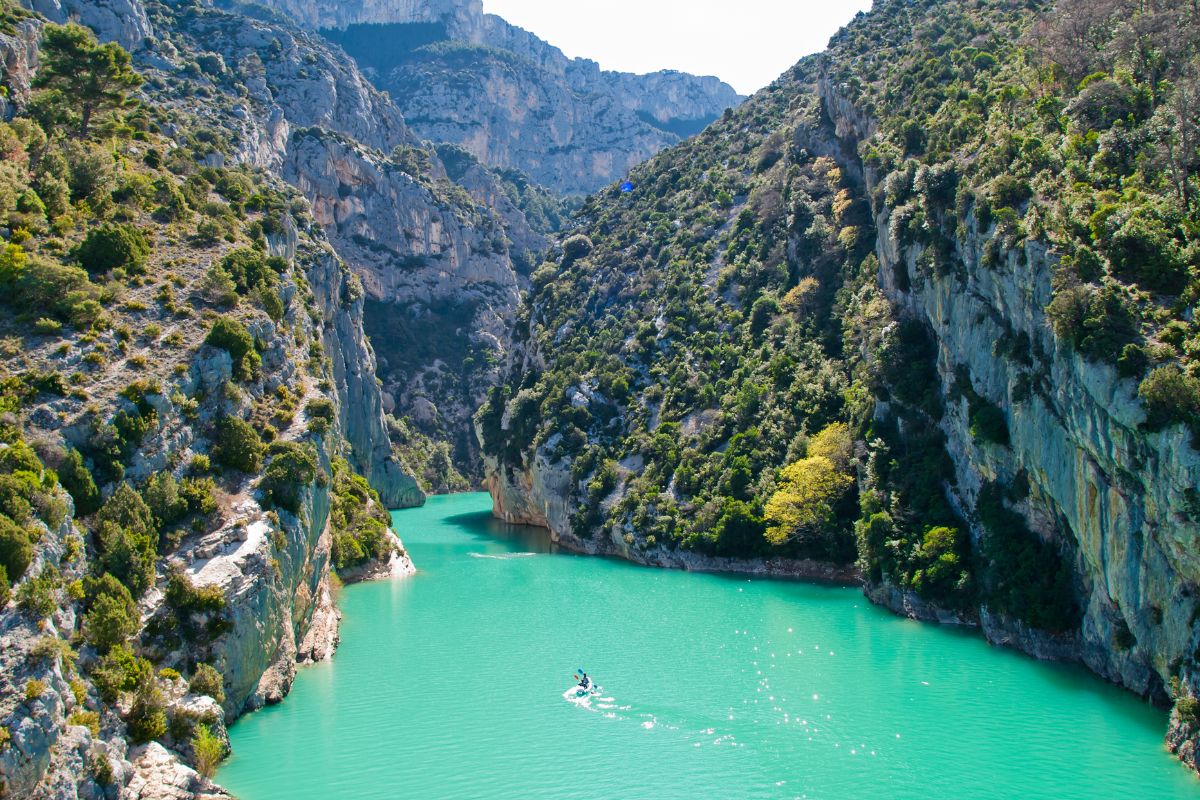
[764,423,854,546]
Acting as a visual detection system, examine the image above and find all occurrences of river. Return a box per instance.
[217,493,1197,799]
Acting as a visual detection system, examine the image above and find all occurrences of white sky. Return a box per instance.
[482,1,874,95]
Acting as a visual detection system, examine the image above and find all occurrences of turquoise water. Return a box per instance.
[219,493,1197,799]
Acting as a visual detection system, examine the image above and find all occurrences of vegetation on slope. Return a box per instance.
[0,10,400,781]
[478,0,1200,632]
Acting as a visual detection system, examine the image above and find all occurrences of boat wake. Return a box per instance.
[561,683,735,744]
[468,552,538,560]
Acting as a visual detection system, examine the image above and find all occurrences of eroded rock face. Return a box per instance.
[255,0,483,39]
[26,0,152,50]
[256,0,741,194]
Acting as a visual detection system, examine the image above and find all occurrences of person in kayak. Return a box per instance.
[576,670,590,691]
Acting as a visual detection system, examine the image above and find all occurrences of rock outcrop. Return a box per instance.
[479,0,1200,771]
[265,0,742,194]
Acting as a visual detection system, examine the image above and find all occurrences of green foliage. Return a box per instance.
[164,567,226,617]
[260,441,318,513]
[59,449,100,516]
[95,483,157,596]
[77,223,150,275]
[977,484,1079,632]
[329,459,394,570]
[83,573,138,652]
[764,424,856,557]
[204,316,260,382]
[189,662,225,703]
[305,398,336,434]
[192,724,225,778]
[34,23,142,137]
[0,514,33,584]
[91,643,151,702]
[212,415,264,473]
[16,564,60,618]
[1138,365,1200,439]
[126,683,167,744]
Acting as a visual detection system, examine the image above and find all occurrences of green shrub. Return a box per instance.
[78,223,150,275]
[91,643,151,702]
[329,459,393,570]
[204,317,260,381]
[93,481,158,593]
[25,679,45,701]
[143,472,188,532]
[16,564,60,618]
[212,416,264,473]
[179,476,217,517]
[126,684,167,743]
[260,441,318,512]
[83,573,138,652]
[1138,365,1200,435]
[970,402,1009,446]
[978,484,1078,632]
[164,567,225,616]
[305,398,335,434]
[189,662,224,703]
[560,234,593,265]
[192,723,225,777]
[68,710,101,736]
[1104,210,1186,293]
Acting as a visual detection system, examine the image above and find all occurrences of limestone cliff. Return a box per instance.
[267,0,743,194]
[134,0,544,478]
[479,0,1200,769]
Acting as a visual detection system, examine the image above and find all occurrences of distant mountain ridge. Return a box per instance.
[253,0,744,194]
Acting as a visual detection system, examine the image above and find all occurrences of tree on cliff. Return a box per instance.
[34,24,142,138]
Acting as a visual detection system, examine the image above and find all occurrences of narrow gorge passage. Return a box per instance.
[217,494,1196,800]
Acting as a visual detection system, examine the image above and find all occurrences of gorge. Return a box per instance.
[0,0,1198,797]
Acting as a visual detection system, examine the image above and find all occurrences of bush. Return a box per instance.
[83,573,138,652]
[978,484,1078,632]
[77,223,150,275]
[95,483,157,595]
[560,234,593,265]
[212,416,264,473]
[1138,365,1200,433]
[58,449,100,515]
[165,567,225,616]
[1045,284,1137,362]
[204,317,260,382]
[305,398,336,434]
[126,684,167,743]
[970,402,1010,446]
[16,564,59,618]
[192,724,225,778]
[91,643,151,702]
[189,662,224,703]
[260,441,318,513]
[329,460,393,570]
[25,679,45,701]
[1105,210,1186,293]
[0,514,33,582]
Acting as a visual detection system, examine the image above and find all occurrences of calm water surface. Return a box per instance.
[218,493,1197,799]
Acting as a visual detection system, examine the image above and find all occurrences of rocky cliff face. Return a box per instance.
[255,0,483,39]
[819,83,1200,701]
[480,0,1200,769]
[116,0,544,479]
[268,0,743,194]
[0,4,423,796]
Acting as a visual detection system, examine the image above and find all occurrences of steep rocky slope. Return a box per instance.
[480,0,1200,768]
[266,0,743,194]
[0,5,418,797]
[69,0,558,485]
